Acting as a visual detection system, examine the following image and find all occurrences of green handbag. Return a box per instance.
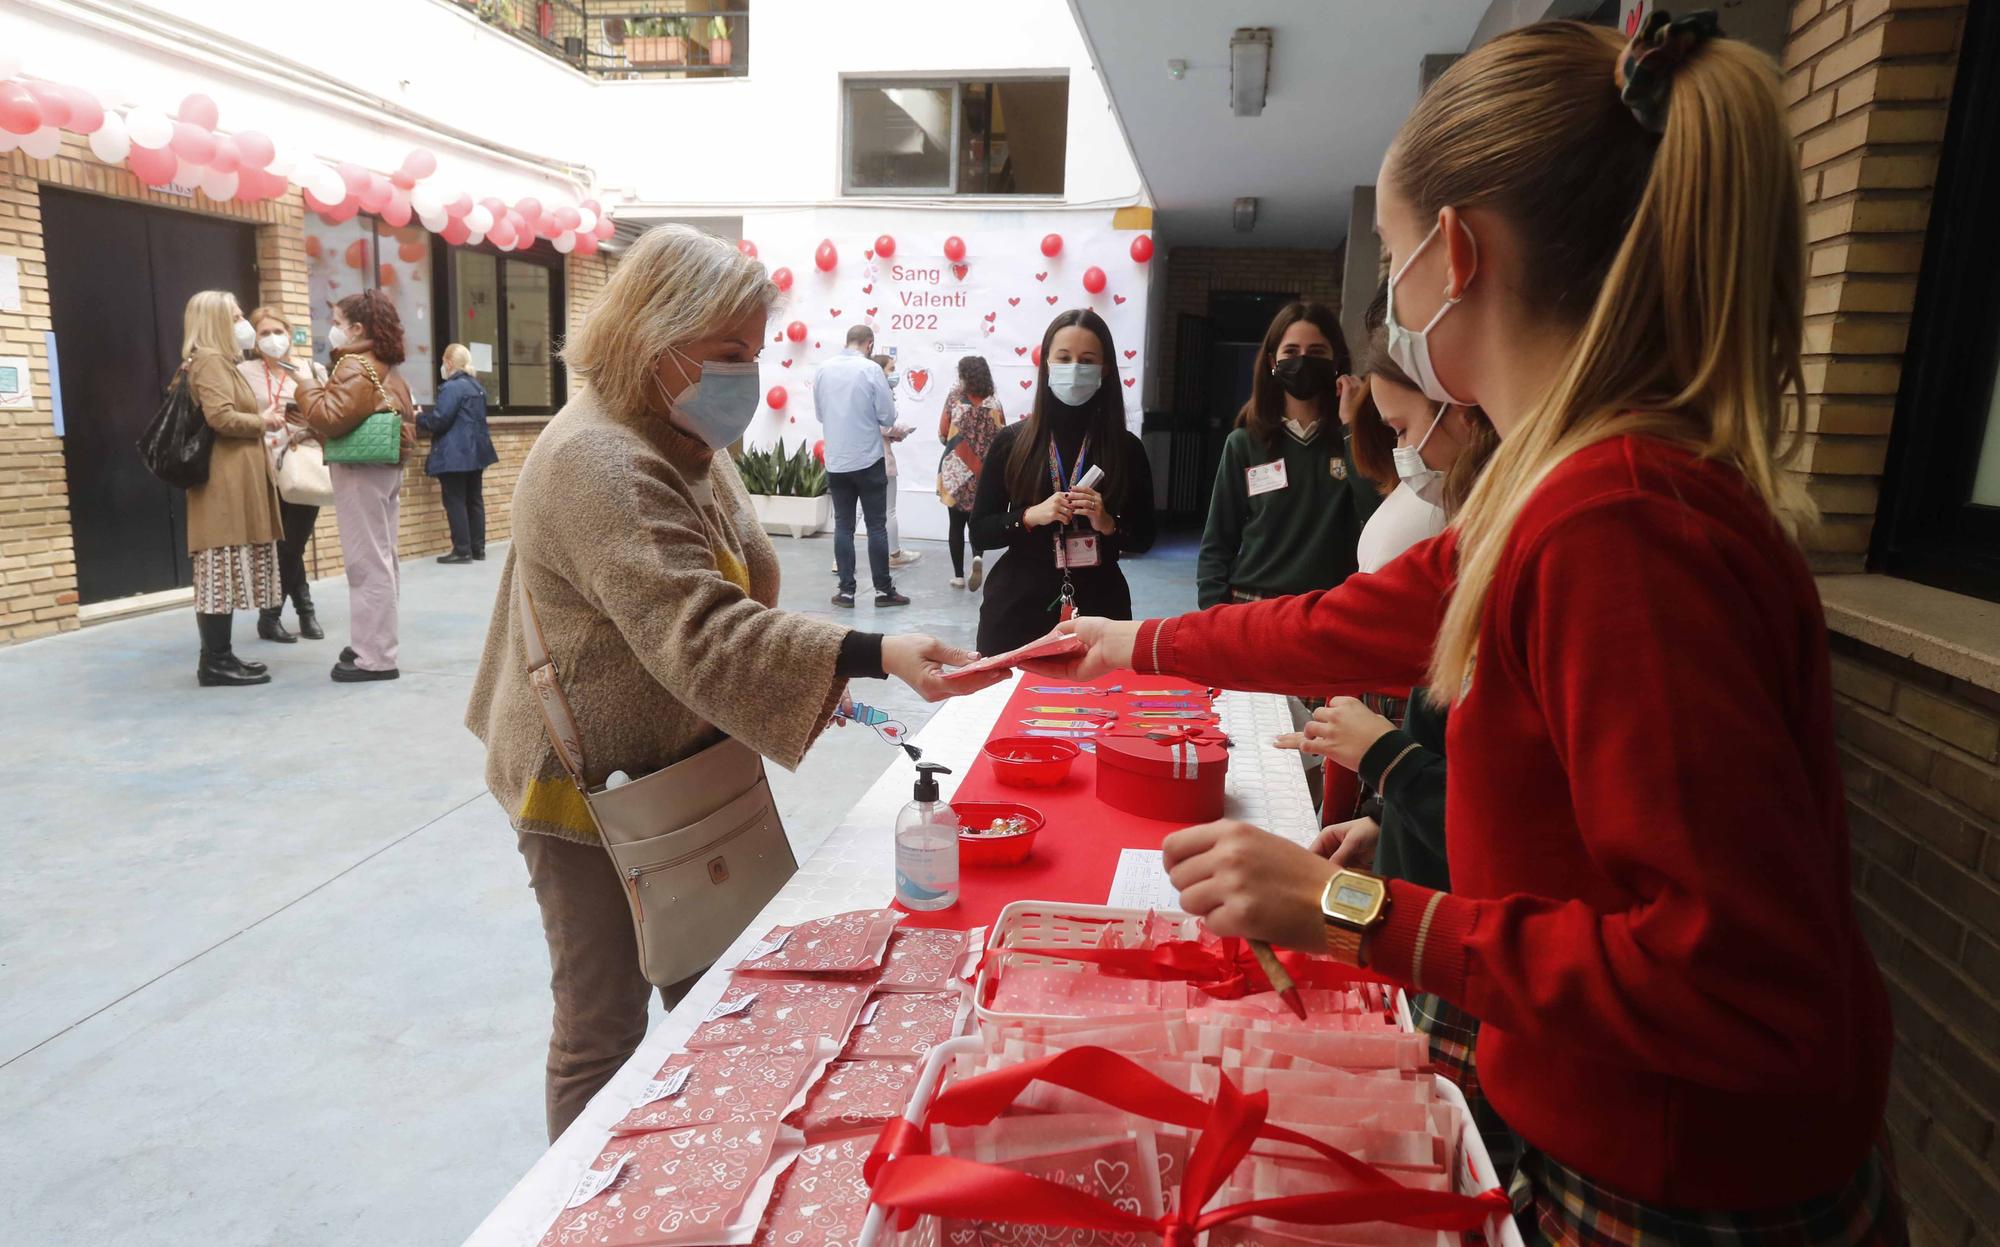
[323,356,403,465]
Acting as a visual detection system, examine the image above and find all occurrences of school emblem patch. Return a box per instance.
[1329,459,1348,481]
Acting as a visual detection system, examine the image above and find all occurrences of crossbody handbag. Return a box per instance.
[515,570,798,987]
[323,356,402,464]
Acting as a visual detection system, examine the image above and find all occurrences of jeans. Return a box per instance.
[829,458,892,595]
[948,509,970,577]
[438,469,486,556]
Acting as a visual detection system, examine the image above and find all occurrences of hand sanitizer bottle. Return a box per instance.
[895,761,959,911]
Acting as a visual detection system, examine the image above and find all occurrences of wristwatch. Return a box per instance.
[1320,868,1391,965]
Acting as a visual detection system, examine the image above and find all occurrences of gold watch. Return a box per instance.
[1320,868,1391,965]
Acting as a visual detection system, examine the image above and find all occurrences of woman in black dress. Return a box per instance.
[969,308,1155,654]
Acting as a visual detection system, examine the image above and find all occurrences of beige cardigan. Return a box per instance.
[185,350,283,553]
[466,388,852,844]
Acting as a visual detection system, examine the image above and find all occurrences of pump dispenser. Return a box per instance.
[895,761,959,911]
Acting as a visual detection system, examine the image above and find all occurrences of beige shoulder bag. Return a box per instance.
[516,571,798,987]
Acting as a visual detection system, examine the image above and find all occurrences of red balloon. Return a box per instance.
[505,210,527,236]
[594,216,614,241]
[874,234,896,258]
[344,239,370,270]
[233,167,269,202]
[1040,233,1063,258]
[390,170,416,191]
[399,239,428,261]
[573,231,599,256]
[480,196,508,218]
[444,192,473,218]
[320,198,359,225]
[381,189,413,228]
[303,188,339,216]
[772,267,793,292]
[304,235,323,259]
[814,239,837,272]
[441,217,471,246]
[1129,234,1154,263]
[0,84,41,136]
[489,222,517,249]
[401,148,437,180]
[943,235,966,262]
[552,205,580,231]
[378,263,398,287]
[1082,266,1107,294]
[737,239,757,258]
[515,197,542,224]
[766,385,788,410]
[1031,345,1042,367]
[61,86,105,135]
[537,214,562,239]
[359,173,392,213]
[339,162,371,195]
[128,144,177,186]
[177,93,219,130]
[169,121,216,164]
[812,439,825,464]
[209,136,240,174]
[24,83,71,130]
[786,321,807,343]
[233,129,274,169]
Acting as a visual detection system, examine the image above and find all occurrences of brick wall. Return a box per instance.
[1784,0,1966,571]
[1832,635,2000,1246]
[1153,244,1344,407]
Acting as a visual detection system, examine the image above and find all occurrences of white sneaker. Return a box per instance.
[967,555,984,592]
[950,576,966,589]
[889,549,922,569]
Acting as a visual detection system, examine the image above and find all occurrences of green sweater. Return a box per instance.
[1359,689,1449,891]
[1195,424,1381,609]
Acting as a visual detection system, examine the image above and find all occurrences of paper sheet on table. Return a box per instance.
[1105,848,1180,911]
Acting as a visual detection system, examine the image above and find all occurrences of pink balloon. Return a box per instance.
[209,136,240,174]
[480,196,507,218]
[441,217,471,246]
[390,170,416,191]
[552,205,581,231]
[233,129,274,169]
[537,214,561,240]
[177,93,219,129]
[61,86,104,135]
[170,121,217,164]
[233,167,268,201]
[381,188,412,227]
[0,84,41,136]
[358,173,392,213]
[24,83,71,130]
[489,221,517,249]
[737,239,757,258]
[573,231,599,256]
[338,162,370,195]
[515,197,542,224]
[128,144,177,186]
[444,192,473,218]
[771,267,793,292]
[401,148,437,180]
[322,198,358,224]
[594,216,615,241]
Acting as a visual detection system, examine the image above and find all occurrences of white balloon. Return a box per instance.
[575,207,597,234]
[0,130,19,154]
[19,126,62,159]
[465,204,493,234]
[201,168,239,201]
[125,106,172,149]
[86,110,130,163]
[552,231,576,254]
[174,158,201,187]
[264,144,296,178]
[465,230,485,246]
[419,208,447,233]
[409,185,443,217]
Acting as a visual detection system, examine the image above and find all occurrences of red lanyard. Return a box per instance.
[260,362,286,410]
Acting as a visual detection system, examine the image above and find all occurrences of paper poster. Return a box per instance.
[44,333,63,435]
[468,341,494,374]
[0,356,32,409]
[1105,848,1179,912]
[0,255,19,311]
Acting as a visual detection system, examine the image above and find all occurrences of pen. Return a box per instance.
[1249,939,1307,1020]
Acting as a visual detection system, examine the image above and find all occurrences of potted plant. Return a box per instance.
[705,16,734,67]
[626,16,688,66]
[735,441,831,538]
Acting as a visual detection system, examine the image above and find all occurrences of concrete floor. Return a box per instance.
[0,521,1201,1247]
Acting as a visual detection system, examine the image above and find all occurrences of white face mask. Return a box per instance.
[233,318,256,351]
[1046,362,1102,407]
[656,348,762,450]
[1392,404,1449,506]
[327,324,350,351]
[1385,221,1475,407]
[257,333,289,360]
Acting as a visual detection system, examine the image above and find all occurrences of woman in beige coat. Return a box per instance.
[182,290,285,687]
[466,225,1003,1139]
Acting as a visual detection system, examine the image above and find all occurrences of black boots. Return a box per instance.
[257,607,297,643]
[293,584,324,641]
[437,551,473,565]
[197,613,270,687]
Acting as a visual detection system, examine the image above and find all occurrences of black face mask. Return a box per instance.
[1271,355,1339,401]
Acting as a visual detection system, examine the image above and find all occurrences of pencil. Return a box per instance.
[1249,938,1308,1020]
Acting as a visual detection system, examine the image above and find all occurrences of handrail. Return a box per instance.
[457,1,751,78]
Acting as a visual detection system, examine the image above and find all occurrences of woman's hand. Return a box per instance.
[1273,697,1397,772]
[1023,493,1074,529]
[1162,820,1335,953]
[1019,616,1142,680]
[261,405,287,432]
[1309,816,1380,868]
[1068,485,1116,535]
[1336,373,1369,427]
[882,634,1004,701]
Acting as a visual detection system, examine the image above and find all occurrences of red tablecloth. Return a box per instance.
[899,671,1220,932]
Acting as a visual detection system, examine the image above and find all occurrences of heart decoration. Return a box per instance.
[1124,350,1138,359]
[1020,379,1032,388]
[773,333,784,343]
[1114,294,1128,304]
[866,307,878,316]
[1007,297,1020,306]
[864,249,874,261]
[814,342,822,348]
[983,312,996,322]
[862,283,874,294]
[951,262,969,280]
[1095,1159,1131,1193]
[908,368,931,394]
[829,308,842,317]
[1014,347,1027,356]
[780,359,792,368]
[1124,378,1136,387]
[1035,272,1048,282]
[1045,295,1059,305]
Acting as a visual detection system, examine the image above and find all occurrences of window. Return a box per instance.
[442,244,566,415]
[844,77,1067,196]
[1873,1,2000,602]
[301,214,437,406]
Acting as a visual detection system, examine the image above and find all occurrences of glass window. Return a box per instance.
[453,251,500,406]
[300,213,434,405]
[504,259,553,408]
[845,77,1067,196]
[447,246,564,414]
[1972,357,2000,508]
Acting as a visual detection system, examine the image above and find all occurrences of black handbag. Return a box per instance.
[136,364,214,489]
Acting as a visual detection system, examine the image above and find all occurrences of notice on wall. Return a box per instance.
[0,356,32,409]
[0,255,19,312]
[468,341,494,374]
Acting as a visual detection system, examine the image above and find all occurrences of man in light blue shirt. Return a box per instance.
[816,326,908,607]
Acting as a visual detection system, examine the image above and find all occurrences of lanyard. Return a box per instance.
[1044,433,1092,618]
[261,361,285,410]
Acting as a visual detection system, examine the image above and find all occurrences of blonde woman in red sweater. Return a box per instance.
[1030,17,1900,1244]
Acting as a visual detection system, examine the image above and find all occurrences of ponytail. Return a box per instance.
[1386,18,1812,700]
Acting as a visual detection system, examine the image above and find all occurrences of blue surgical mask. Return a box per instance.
[659,349,761,449]
[1046,362,1102,407]
[1385,222,1475,407]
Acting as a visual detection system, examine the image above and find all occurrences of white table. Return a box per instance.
[462,677,1318,1247]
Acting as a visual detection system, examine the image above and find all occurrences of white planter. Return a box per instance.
[749,493,830,539]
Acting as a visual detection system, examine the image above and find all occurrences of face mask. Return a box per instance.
[233,319,256,351]
[657,348,761,450]
[1392,403,1449,506]
[885,372,898,389]
[257,333,288,360]
[326,325,350,351]
[1385,221,1475,407]
[1046,363,1102,408]
[1271,355,1338,402]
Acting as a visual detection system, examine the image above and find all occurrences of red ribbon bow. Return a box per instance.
[1106,723,1229,746]
[867,1045,1511,1241]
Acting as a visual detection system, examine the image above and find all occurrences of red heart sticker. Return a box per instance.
[862,283,873,294]
[864,249,874,260]
[950,262,969,280]
[1045,295,1058,304]
[908,368,930,394]
[982,312,996,321]
[780,359,792,368]
[866,307,877,316]
[815,341,822,348]
[773,333,784,343]
[1020,379,1032,388]
[1014,347,1027,356]
[1007,297,1020,306]
[1114,294,1128,304]
[829,308,842,317]
[1124,350,1137,359]
[1123,377,1136,387]
[1035,272,1048,282]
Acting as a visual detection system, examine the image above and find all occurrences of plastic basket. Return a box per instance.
[974,900,1201,1025]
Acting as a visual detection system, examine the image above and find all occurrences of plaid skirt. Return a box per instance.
[1410,992,1520,1178]
[1508,1144,1906,1246]
[192,542,281,613]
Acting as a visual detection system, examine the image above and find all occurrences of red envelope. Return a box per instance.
[610,1044,818,1135]
[868,927,972,992]
[841,990,964,1060]
[541,1122,782,1247]
[689,980,871,1052]
[752,1134,874,1247]
[942,631,1086,680]
[937,1136,1162,1247]
[735,909,902,976]
[789,1058,925,1141]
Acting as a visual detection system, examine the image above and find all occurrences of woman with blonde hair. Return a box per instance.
[182,290,284,686]
[419,342,498,564]
[466,224,999,1139]
[1031,16,1903,1239]
[239,305,328,642]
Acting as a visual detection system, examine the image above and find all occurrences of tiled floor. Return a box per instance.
[0,522,1201,1246]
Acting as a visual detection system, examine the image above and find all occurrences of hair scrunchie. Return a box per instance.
[1616,8,1722,133]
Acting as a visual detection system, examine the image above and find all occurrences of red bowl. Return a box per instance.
[954,801,1045,867]
[982,736,1080,788]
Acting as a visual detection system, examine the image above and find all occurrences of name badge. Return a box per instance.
[1246,460,1289,497]
[1061,533,1101,569]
